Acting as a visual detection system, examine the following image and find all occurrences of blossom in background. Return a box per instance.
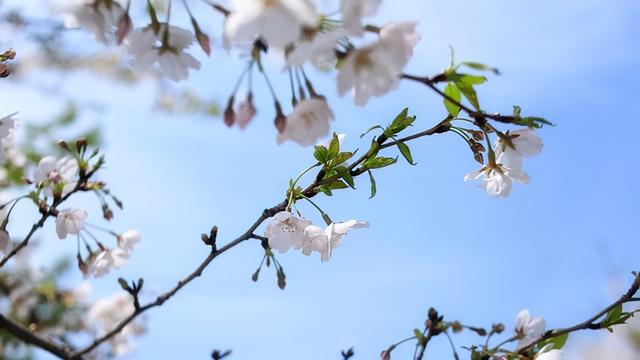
[302,220,368,261]
[286,29,346,68]
[341,0,382,36]
[63,0,125,43]
[55,208,87,239]
[117,229,141,254]
[535,344,563,360]
[127,25,200,82]
[338,22,420,106]
[264,211,312,253]
[224,0,319,48]
[515,309,546,350]
[34,155,78,198]
[88,292,146,356]
[91,248,128,278]
[277,98,333,146]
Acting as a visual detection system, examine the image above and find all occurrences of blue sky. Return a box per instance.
[1,0,640,359]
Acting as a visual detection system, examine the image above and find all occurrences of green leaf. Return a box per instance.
[539,333,569,350]
[513,116,555,129]
[461,61,501,75]
[385,108,416,136]
[363,156,397,169]
[455,74,487,85]
[396,141,416,165]
[606,304,623,324]
[327,133,340,160]
[367,170,376,198]
[327,180,349,190]
[330,151,355,167]
[335,166,355,188]
[361,125,383,138]
[454,80,481,110]
[313,145,328,163]
[413,329,424,342]
[443,83,462,117]
[318,186,333,196]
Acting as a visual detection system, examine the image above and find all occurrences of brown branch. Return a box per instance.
[67,201,287,359]
[0,314,75,358]
[401,73,516,125]
[518,273,640,354]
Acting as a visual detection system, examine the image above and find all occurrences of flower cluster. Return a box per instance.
[264,211,367,262]
[465,128,543,197]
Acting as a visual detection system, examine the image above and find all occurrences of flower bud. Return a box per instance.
[224,96,235,127]
[116,14,132,45]
[274,101,286,133]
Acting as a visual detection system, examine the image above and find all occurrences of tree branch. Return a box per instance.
[0,314,75,359]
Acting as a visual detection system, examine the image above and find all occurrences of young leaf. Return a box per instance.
[363,156,397,169]
[396,141,416,165]
[313,145,328,163]
[361,125,384,138]
[461,61,501,75]
[385,108,416,136]
[443,83,462,117]
[367,170,376,198]
[327,180,349,190]
[454,80,481,110]
[335,166,355,188]
[327,133,340,160]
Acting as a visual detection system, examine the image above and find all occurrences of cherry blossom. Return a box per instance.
[535,344,563,360]
[88,292,146,356]
[63,0,125,43]
[264,211,312,253]
[91,248,128,278]
[286,29,346,68]
[464,149,530,197]
[341,0,382,36]
[515,309,546,350]
[277,98,334,147]
[55,208,87,239]
[496,128,544,158]
[127,25,201,82]
[338,22,420,106]
[224,0,319,48]
[117,229,141,253]
[34,156,78,198]
[302,220,368,262]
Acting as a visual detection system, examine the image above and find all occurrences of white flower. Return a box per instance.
[117,229,141,253]
[34,156,78,198]
[55,208,87,239]
[127,25,201,82]
[224,0,319,48]
[302,220,368,262]
[340,0,381,36]
[88,292,146,356]
[379,21,421,65]
[535,344,563,360]
[464,150,530,198]
[286,29,345,68]
[338,22,420,106]
[91,248,128,278]
[63,0,125,43]
[0,112,16,140]
[515,309,546,350]
[496,128,543,158]
[277,98,334,147]
[264,211,312,253]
